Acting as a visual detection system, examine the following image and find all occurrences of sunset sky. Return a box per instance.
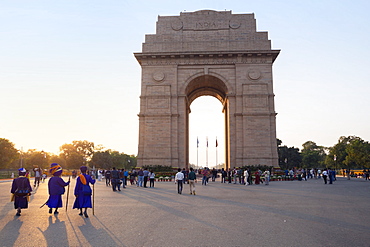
[1,0,369,167]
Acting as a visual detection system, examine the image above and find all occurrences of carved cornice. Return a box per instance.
[134,50,280,66]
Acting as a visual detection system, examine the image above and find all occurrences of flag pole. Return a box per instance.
[197,137,199,170]
[206,136,208,167]
[216,137,218,169]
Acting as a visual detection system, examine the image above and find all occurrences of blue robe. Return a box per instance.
[11,176,32,209]
[47,176,69,208]
[73,174,95,209]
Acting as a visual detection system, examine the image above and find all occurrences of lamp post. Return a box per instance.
[285,158,288,170]
[20,147,23,168]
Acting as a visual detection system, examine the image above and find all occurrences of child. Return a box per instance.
[47,163,70,214]
[11,168,32,216]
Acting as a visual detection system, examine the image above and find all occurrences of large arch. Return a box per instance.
[184,74,229,169]
[134,10,280,169]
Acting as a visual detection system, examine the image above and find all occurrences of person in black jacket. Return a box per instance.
[111,167,120,191]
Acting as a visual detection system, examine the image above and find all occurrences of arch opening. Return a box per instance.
[185,75,229,169]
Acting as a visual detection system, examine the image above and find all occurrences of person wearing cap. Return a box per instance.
[47,163,70,214]
[73,166,95,218]
[11,168,33,216]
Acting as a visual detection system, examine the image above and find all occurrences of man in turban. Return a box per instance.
[46,163,70,214]
[73,166,95,218]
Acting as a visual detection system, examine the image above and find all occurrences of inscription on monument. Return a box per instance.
[195,21,217,29]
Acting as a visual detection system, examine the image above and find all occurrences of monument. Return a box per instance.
[134,10,280,169]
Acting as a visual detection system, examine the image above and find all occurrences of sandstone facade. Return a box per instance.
[134,10,280,169]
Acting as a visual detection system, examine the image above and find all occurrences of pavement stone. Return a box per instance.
[0,176,370,247]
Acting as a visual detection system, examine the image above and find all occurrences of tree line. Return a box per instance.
[0,139,137,171]
[278,136,370,170]
[1,135,369,171]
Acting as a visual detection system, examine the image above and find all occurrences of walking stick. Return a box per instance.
[92,183,95,215]
[65,176,71,212]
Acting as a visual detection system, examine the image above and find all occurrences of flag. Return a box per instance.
[197,137,199,148]
[216,138,218,147]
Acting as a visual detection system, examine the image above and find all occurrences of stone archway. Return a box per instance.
[184,74,229,169]
[134,10,280,169]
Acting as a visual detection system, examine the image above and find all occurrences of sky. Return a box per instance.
[1,0,370,167]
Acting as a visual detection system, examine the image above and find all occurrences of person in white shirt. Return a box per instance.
[243,169,249,186]
[175,168,184,194]
[322,169,328,184]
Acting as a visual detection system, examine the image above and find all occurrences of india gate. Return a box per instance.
[134,10,280,169]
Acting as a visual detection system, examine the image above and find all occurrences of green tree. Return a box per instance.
[345,138,370,169]
[22,149,49,170]
[90,150,137,170]
[301,141,326,168]
[0,138,19,169]
[90,150,113,169]
[59,140,94,169]
[326,136,353,169]
[277,139,302,169]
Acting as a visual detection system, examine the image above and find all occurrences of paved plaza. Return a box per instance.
[0,176,370,247]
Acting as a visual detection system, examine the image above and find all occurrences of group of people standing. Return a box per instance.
[11,163,95,217]
[100,168,156,190]
[219,167,270,185]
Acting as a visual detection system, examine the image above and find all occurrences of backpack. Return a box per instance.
[82,184,92,195]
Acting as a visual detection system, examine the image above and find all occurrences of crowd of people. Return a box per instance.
[10,164,351,217]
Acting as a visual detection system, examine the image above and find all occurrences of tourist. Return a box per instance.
[188,167,196,195]
[33,166,42,187]
[175,168,184,194]
[244,169,249,186]
[111,167,120,191]
[227,168,232,183]
[263,169,270,185]
[73,166,95,218]
[42,172,47,182]
[11,168,32,216]
[120,169,126,188]
[221,168,227,183]
[47,163,70,214]
[143,168,149,188]
[149,170,155,188]
[201,168,208,186]
[328,168,334,184]
[137,168,144,187]
[233,168,238,184]
[254,170,261,185]
[211,168,217,182]
[123,169,129,186]
[105,169,111,186]
[130,169,137,185]
[182,168,188,184]
[322,169,328,184]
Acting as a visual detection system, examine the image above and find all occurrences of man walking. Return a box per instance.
[33,167,42,187]
[188,167,197,195]
[111,167,120,191]
[175,168,184,194]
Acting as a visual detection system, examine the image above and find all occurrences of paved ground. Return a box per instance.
[0,176,370,247]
